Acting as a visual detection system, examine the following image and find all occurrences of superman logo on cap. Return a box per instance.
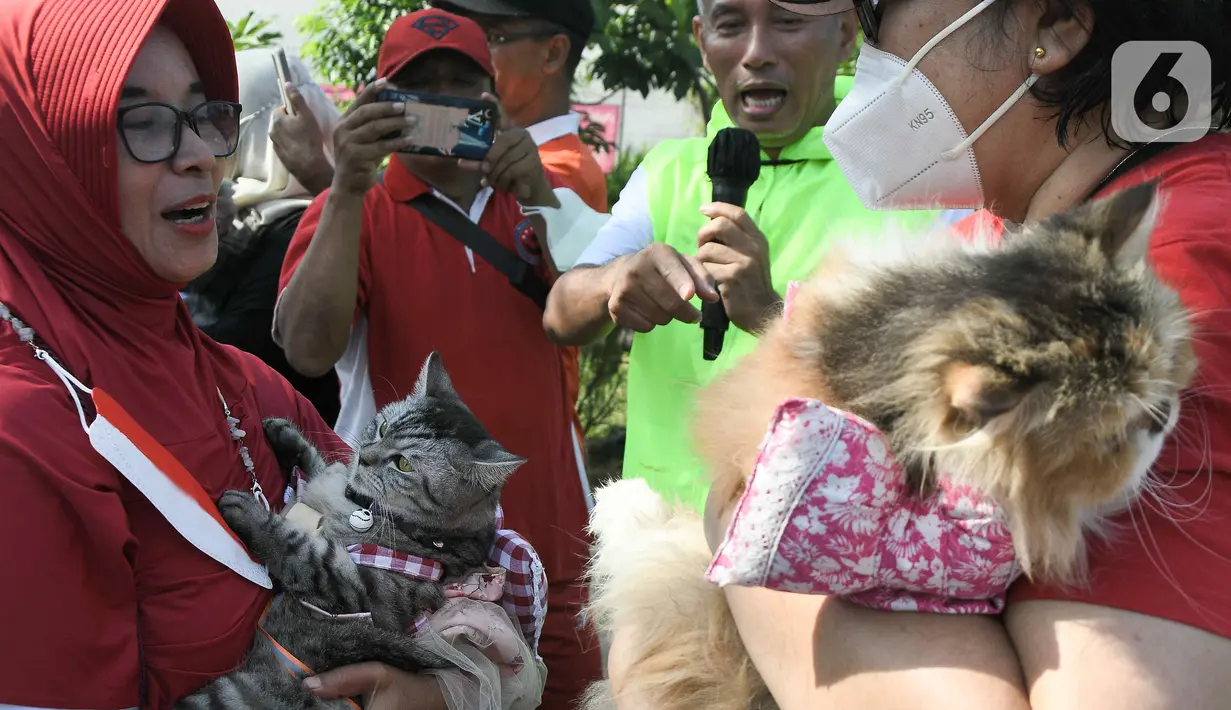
[413,14,460,40]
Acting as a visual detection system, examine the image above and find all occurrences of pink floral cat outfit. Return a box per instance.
[706,282,1023,613]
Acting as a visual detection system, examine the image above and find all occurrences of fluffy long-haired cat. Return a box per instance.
[583,183,1197,710]
[177,352,527,709]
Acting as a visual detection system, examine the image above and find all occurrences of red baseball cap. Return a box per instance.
[377,9,495,81]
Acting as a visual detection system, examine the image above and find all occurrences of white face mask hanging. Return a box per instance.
[12,321,273,589]
[822,0,1038,210]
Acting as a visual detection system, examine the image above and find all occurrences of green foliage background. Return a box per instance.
[227,11,284,51]
[298,0,428,89]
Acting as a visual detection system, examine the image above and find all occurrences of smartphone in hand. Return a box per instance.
[377,89,497,161]
[272,47,296,116]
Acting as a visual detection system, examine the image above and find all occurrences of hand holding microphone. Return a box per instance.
[699,128,777,360]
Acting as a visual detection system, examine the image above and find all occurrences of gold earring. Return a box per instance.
[1035,47,1046,59]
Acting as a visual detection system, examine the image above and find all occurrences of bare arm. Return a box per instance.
[274,79,415,377]
[276,190,365,377]
[703,488,1032,710]
[543,261,621,346]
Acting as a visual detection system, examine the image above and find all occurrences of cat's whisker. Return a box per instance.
[1144,477,1230,564]
[1178,384,1231,398]
[1125,501,1203,618]
[1133,488,1231,631]
[1140,473,1211,523]
[1129,393,1168,428]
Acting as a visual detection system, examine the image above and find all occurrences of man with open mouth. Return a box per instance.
[542,0,941,510]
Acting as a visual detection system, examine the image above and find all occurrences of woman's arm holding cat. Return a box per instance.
[703,488,1033,710]
[1005,601,1231,710]
[306,662,447,710]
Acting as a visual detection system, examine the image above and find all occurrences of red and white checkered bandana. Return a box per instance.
[345,505,547,655]
[346,544,444,582]
[491,504,548,654]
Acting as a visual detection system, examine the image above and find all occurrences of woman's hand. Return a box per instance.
[305,662,447,710]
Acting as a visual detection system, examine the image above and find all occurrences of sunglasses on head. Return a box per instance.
[768,0,880,43]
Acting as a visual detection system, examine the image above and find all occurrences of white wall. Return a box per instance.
[573,80,705,156]
[213,0,705,154]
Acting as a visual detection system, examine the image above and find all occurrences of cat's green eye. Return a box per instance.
[379,421,388,438]
[396,455,412,473]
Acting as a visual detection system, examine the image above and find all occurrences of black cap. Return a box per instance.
[432,0,595,39]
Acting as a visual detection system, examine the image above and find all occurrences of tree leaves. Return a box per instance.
[298,0,428,90]
[587,0,717,122]
[228,11,284,52]
[295,0,718,121]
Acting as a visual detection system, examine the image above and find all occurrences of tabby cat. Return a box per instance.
[177,352,527,709]
[583,182,1197,710]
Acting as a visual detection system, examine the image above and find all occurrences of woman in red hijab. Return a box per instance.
[0,0,446,707]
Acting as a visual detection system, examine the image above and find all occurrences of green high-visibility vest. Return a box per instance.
[622,76,939,510]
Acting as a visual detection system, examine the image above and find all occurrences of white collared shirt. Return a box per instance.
[526,112,582,147]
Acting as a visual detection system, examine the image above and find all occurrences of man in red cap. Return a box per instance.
[429,0,606,489]
[429,0,606,213]
[273,9,601,709]
[271,0,601,514]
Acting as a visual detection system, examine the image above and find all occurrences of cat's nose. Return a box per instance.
[1149,401,1172,435]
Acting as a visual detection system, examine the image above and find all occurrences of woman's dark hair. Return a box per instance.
[986,0,1231,148]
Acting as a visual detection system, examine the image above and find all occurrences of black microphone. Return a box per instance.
[702,127,761,361]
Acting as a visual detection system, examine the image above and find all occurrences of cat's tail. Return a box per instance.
[580,478,768,710]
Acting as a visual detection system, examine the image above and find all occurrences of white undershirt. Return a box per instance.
[572,164,653,268]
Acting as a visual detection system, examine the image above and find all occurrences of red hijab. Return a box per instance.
[0,0,243,407]
[0,0,335,706]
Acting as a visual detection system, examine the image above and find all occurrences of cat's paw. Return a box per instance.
[218,489,269,539]
[415,582,447,614]
[262,417,309,471]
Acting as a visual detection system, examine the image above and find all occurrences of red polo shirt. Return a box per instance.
[954,134,1231,636]
[277,156,594,646]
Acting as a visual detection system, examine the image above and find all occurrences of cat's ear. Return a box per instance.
[466,439,526,491]
[1076,180,1160,268]
[414,351,459,400]
[942,362,1031,431]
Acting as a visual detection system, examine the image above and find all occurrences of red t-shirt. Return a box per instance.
[278,157,591,595]
[0,339,346,708]
[955,134,1231,634]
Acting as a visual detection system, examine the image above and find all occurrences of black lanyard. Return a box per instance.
[1086,141,1177,201]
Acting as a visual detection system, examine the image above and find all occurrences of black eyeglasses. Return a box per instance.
[116,100,243,164]
[486,27,561,46]
[770,0,880,44]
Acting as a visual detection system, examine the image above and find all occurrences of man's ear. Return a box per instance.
[694,16,712,74]
[542,34,570,76]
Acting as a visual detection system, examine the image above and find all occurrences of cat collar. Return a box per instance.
[347,543,444,582]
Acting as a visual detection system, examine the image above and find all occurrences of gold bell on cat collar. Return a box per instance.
[349,508,374,532]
